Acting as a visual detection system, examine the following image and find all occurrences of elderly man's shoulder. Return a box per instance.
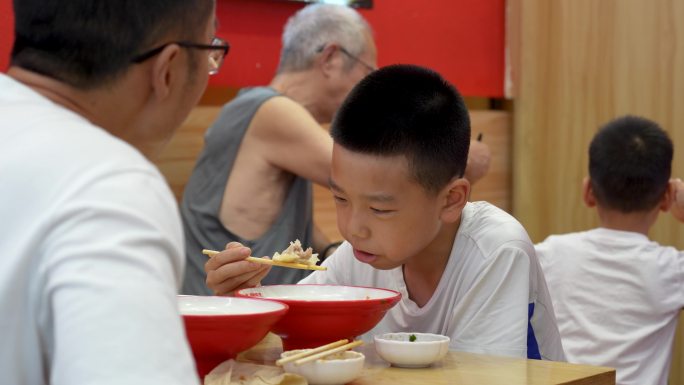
[251,95,322,137]
[259,94,314,121]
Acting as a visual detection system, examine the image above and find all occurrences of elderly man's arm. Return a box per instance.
[251,96,333,187]
[464,139,491,185]
[670,178,684,222]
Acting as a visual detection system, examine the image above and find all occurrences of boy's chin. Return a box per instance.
[366,258,403,270]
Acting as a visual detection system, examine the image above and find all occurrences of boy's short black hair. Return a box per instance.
[11,0,213,89]
[589,115,673,213]
[331,64,470,194]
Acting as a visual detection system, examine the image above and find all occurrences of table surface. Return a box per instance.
[237,334,616,385]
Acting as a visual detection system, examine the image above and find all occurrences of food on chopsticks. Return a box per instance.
[202,239,327,271]
[272,239,319,266]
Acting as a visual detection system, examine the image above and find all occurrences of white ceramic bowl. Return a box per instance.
[374,332,450,368]
[281,349,365,385]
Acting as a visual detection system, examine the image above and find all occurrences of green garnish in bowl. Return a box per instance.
[409,334,417,342]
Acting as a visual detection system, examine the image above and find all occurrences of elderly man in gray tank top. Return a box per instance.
[181,4,490,295]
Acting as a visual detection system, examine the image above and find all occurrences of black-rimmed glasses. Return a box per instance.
[317,45,376,73]
[338,46,376,73]
[131,37,230,75]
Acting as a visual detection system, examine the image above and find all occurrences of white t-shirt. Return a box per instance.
[301,201,565,361]
[0,74,199,385]
[536,228,684,385]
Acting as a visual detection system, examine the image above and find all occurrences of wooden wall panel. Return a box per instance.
[513,0,684,246]
[512,1,684,383]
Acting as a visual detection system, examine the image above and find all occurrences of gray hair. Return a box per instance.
[277,4,372,73]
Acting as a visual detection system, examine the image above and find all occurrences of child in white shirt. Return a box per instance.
[206,64,565,361]
[535,116,683,385]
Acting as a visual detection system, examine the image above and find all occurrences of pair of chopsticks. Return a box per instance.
[276,339,364,366]
[202,249,327,271]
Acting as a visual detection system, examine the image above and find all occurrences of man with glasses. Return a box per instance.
[0,1,224,384]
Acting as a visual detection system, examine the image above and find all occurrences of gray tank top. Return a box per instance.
[181,87,314,295]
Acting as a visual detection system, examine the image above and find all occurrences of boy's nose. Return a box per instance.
[347,215,370,240]
[350,226,370,241]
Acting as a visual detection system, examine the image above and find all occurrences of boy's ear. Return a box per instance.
[582,177,597,208]
[440,178,470,223]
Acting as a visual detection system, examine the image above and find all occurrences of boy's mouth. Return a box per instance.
[353,248,377,264]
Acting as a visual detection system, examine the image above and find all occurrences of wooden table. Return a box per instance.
[237,334,615,385]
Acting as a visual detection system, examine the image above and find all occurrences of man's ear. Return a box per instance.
[440,178,470,223]
[149,44,182,101]
[582,176,598,208]
[316,44,339,78]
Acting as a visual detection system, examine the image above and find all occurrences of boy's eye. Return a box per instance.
[333,196,348,204]
[371,207,394,214]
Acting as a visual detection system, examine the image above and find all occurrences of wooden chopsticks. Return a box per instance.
[275,339,364,366]
[202,249,327,271]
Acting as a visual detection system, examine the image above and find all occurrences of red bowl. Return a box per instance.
[235,285,401,350]
[178,295,288,379]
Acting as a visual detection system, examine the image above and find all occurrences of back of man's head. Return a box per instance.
[589,115,673,213]
[331,64,471,195]
[11,0,213,90]
[277,4,371,74]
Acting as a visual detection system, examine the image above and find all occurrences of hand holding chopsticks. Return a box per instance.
[202,249,327,271]
[276,339,364,366]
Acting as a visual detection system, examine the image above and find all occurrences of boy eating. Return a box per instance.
[206,65,565,360]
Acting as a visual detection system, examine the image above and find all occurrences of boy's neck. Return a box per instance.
[402,219,461,308]
[595,205,659,236]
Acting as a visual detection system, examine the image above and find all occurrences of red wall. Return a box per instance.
[0,0,12,71]
[0,0,505,97]
[214,0,505,97]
